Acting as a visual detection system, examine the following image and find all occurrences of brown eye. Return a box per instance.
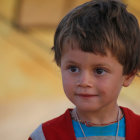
[95,68,106,75]
[68,66,79,73]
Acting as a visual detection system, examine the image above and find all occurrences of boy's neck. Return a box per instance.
[74,105,123,125]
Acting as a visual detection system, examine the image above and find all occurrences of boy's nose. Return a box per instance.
[76,71,93,87]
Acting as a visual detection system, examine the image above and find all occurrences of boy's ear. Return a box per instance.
[123,70,137,87]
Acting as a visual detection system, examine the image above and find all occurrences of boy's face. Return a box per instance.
[60,41,134,112]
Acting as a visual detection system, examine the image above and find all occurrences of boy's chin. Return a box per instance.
[75,104,102,113]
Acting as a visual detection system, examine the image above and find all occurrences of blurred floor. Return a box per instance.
[0,17,140,140]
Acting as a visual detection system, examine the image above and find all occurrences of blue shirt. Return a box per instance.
[72,116,125,140]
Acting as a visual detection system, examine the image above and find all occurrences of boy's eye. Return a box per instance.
[95,68,106,75]
[68,66,79,73]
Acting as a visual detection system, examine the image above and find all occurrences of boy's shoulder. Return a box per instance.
[29,109,75,140]
[121,106,140,139]
[41,109,76,140]
[43,109,72,127]
[121,106,140,120]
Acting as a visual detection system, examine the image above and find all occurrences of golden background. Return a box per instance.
[0,0,139,140]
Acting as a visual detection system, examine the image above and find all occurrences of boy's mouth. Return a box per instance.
[75,93,98,98]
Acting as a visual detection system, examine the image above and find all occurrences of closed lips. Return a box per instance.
[75,94,98,97]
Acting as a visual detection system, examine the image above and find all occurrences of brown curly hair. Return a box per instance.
[52,0,140,75]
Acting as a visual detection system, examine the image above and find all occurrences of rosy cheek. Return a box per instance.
[63,80,71,90]
[96,81,109,94]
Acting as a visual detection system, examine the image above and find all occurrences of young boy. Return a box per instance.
[29,0,140,139]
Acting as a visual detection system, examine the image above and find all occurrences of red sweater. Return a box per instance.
[29,107,140,140]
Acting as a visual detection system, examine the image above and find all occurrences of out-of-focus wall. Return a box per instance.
[0,0,89,26]
[16,0,89,27]
[0,0,17,20]
[0,0,139,26]
[17,0,66,26]
[125,0,140,22]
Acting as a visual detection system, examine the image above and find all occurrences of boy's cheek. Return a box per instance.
[63,79,76,94]
[63,81,74,89]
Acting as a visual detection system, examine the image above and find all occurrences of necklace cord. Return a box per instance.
[75,108,120,140]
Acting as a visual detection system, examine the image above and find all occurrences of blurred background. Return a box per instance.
[0,0,139,139]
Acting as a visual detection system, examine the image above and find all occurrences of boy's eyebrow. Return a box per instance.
[66,60,80,65]
[66,60,112,68]
[93,63,112,68]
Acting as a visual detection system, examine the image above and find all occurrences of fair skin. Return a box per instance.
[60,40,135,125]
